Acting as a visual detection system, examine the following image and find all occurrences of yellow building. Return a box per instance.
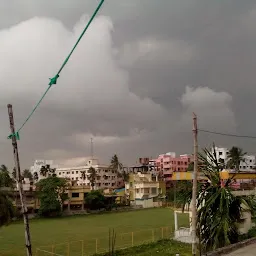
[125,172,166,208]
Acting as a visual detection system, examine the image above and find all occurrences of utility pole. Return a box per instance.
[191,112,198,256]
[7,104,32,256]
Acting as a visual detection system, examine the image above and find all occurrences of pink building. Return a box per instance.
[155,152,191,182]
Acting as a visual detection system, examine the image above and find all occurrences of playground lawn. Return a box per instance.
[0,208,189,256]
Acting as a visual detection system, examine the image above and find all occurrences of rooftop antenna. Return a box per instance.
[90,137,94,159]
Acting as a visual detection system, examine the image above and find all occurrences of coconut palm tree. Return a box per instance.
[40,165,48,177]
[33,172,39,182]
[227,146,246,171]
[80,170,87,210]
[196,146,256,252]
[110,155,123,172]
[110,154,126,184]
[40,165,56,177]
[22,169,33,180]
[88,167,97,190]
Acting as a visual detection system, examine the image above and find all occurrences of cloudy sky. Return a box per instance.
[1,0,256,169]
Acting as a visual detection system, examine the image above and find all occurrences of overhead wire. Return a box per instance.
[7,0,105,140]
[198,129,256,139]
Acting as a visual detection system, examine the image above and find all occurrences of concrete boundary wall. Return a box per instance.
[204,237,256,256]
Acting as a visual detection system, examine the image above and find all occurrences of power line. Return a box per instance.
[7,0,105,140]
[198,129,256,139]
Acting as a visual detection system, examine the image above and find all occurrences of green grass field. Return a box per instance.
[0,208,189,256]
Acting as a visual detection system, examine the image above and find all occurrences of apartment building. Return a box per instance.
[155,152,191,181]
[30,159,57,180]
[125,172,166,208]
[30,158,124,190]
[211,146,256,171]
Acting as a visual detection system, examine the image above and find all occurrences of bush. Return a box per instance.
[248,226,256,238]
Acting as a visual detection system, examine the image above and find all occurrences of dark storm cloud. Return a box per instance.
[0,1,256,168]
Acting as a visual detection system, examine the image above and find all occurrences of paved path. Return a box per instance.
[225,243,256,256]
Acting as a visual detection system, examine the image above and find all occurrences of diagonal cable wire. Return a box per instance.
[8,0,105,140]
[198,129,256,139]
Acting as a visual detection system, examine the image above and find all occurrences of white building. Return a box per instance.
[211,146,255,171]
[30,160,58,180]
[31,158,123,190]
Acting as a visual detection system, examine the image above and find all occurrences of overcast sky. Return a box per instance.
[1,0,256,169]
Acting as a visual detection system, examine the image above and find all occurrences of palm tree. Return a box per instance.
[110,154,125,185]
[33,172,39,182]
[40,165,48,177]
[40,165,55,177]
[88,167,97,190]
[196,146,256,252]
[227,146,246,171]
[80,170,87,210]
[110,155,123,172]
[22,169,33,180]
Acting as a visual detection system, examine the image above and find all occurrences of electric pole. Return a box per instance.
[191,112,198,256]
[7,104,32,256]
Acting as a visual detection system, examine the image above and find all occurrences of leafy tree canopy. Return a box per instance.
[85,190,105,210]
[36,176,69,217]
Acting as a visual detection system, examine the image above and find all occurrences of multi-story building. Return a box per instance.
[30,158,124,189]
[30,159,58,180]
[211,146,255,171]
[155,152,191,182]
[125,172,166,208]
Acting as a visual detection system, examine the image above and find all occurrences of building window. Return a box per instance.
[72,193,79,198]
[219,152,223,155]
[144,188,150,193]
[250,160,252,162]
[72,171,74,174]
[136,189,140,193]
[151,188,157,194]
[59,172,61,175]
[76,171,78,174]
[72,178,74,180]
[184,162,187,165]
[67,172,70,174]
[76,177,78,180]
[112,183,115,186]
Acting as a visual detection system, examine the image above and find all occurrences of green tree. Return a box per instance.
[227,146,246,171]
[0,165,13,188]
[22,169,33,180]
[0,191,15,227]
[88,167,97,190]
[85,190,105,210]
[0,170,15,227]
[197,146,256,252]
[36,176,69,217]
